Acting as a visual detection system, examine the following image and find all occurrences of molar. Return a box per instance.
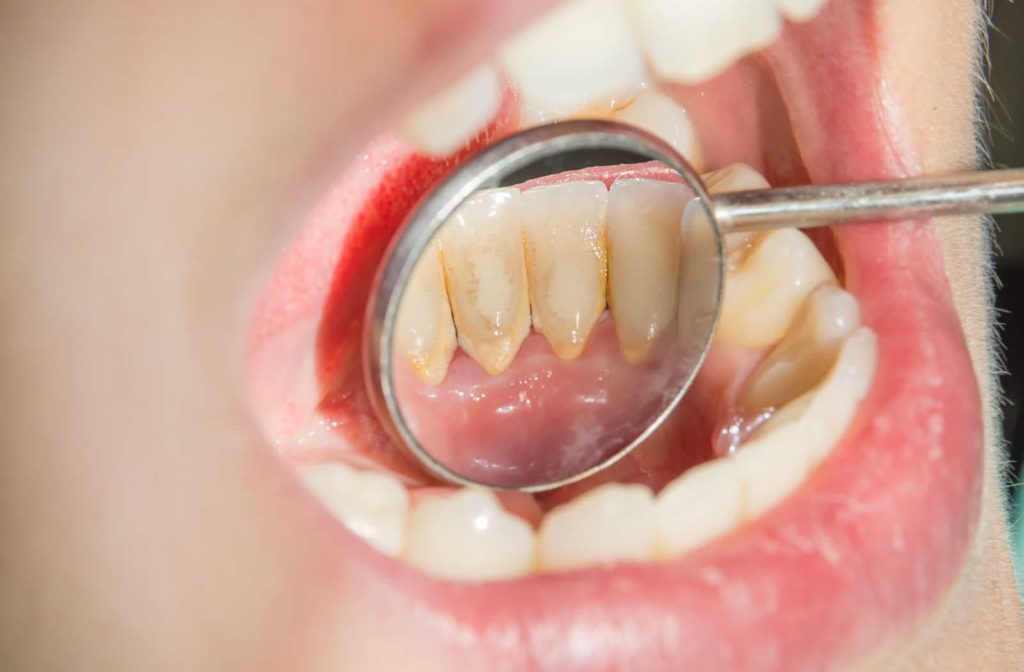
[522,181,609,359]
[499,0,648,124]
[440,188,532,375]
[395,238,458,386]
[299,463,409,556]
[400,65,503,157]
[538,483,656,570]
[626,0,782,83]
[606,178,686,363]
[403,489,536,581]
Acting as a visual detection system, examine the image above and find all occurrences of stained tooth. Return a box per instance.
[607,179,685,363]
[777,0,829,22]
[538,483,656,570]
[739,283,861,411]
[627,0,782,83]
[440,188,531,375]
[403,489,535,581]
[715,228,836,348]
[400,66,503,157]
[299,463,409,556]
[395,239,457,386]
[499,0,647,124]
[655,459,742,557]
[611,90,704,170]
[521,181,608,359]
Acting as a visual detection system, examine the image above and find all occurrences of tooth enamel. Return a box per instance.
[655,458,742,557]
[300,463,409,556]
[499,0,647,124]
[401,65,503,157]
[734,327,878,518]
[538,483,656,570]
[395,239,457,386]
[611,90,704,170]
[627,0,782,83]
[521,181,608,359]
[716,228,836,348]
[777,0,828,22]
[739,283,861,411]
[607,179,685,363]
[403,489,536,581]
[440,188,532,375]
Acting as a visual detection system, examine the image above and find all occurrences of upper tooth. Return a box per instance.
[403,489,536,581]
[739,283,861,411]
[299,463,409,556]
[499,0,648,124]
[777,0,828,22]
[538,483,656,570]
[655,458,742,557]
[440,188,532,375]
[611,90,704,171]
[521,181,608,359]
[627,0,782,83]
[607,178,685,363]
[400,65,503,157]
[395,238,457,386]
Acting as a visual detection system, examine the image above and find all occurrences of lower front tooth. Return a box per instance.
[403,489,535,581]
[538,483,656,570]
[522,181,609,359]
[611,90,704,170]
[395,239,457,386]
[300,463,409,556]
[607,178,686,363]
[655,459,742,557]
[440,188,532,375]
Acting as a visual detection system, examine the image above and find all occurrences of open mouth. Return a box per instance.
[244,0,983,669]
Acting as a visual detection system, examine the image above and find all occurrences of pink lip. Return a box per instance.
[244,1,983,669]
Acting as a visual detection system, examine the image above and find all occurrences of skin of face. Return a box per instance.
[0,0,1021,669]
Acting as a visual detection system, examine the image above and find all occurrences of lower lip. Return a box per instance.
[243,1,984,669]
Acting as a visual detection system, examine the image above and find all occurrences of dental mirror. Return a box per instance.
[364,119,1024,492]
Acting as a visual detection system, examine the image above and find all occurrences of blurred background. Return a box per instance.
[987,1,1024,589]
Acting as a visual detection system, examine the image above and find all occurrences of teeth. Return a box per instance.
[440,188,532,375]
[538,483,656,570]
[395,239,457,386]
[499,0,647,124]
[299,463,409,556]
[716,228,836,349]
[777,0,829,22]
[403,489,536,581]
[400,66,503,157]
[606,179,686,363]
[521,181,608,359]
[611,90,704,170]
[739,283,861,411]
[627,0,782,83]
[732,327,877,517]
[655,458,742,557]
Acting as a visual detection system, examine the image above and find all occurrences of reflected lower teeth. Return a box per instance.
[302,158,877,581]
[301,0,873,582]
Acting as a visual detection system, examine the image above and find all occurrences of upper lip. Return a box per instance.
[244,1,985,669]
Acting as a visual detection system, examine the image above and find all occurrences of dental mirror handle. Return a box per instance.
[711,168,1024,233]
